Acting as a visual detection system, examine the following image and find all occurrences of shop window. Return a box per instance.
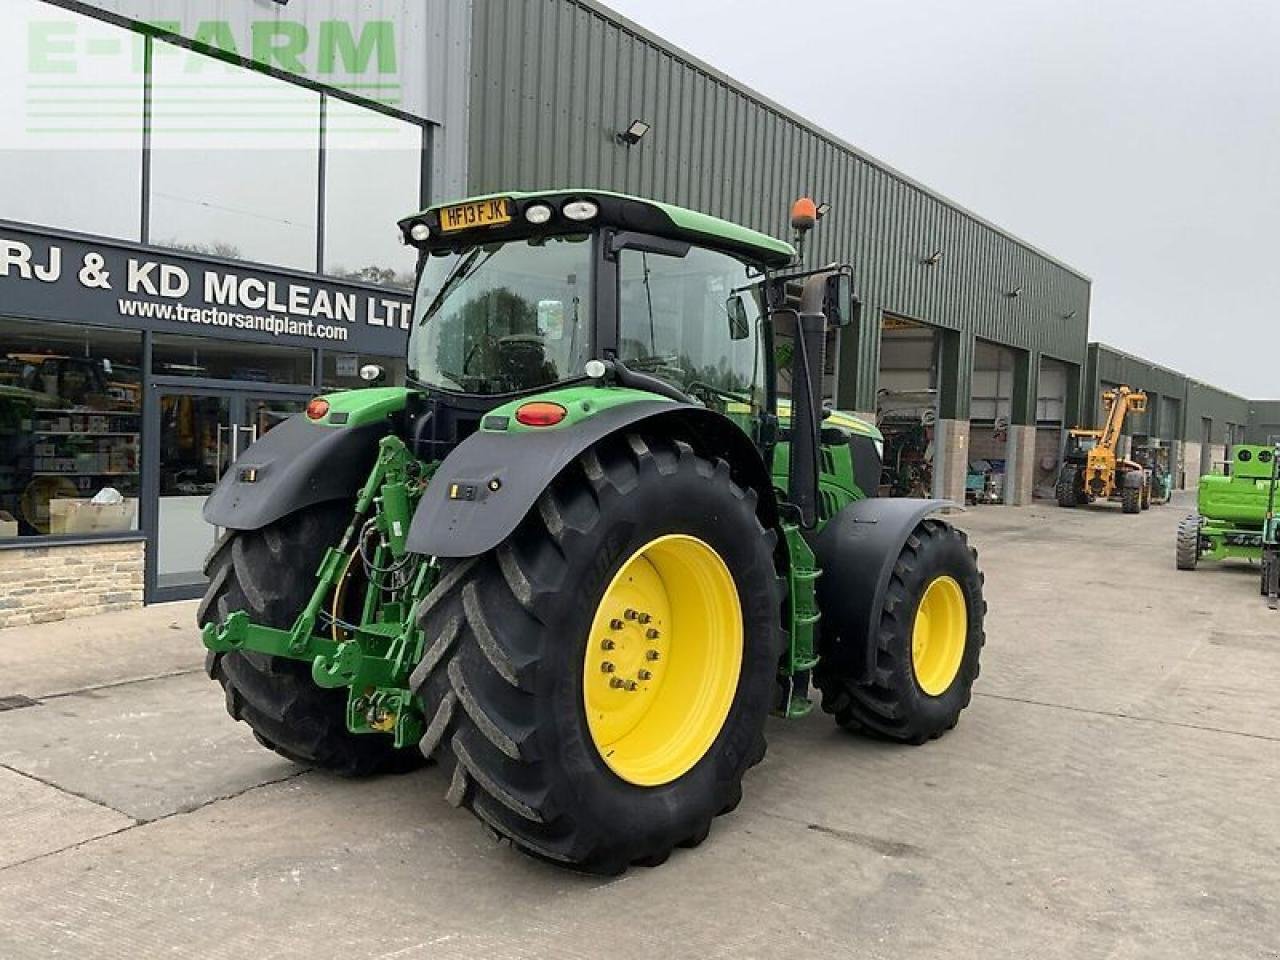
[0,318,142,540]
[152,334,313,384]
[148,40,320,270]
[321,352,406,390]
[0,1,143,239]
[322,98,424,289]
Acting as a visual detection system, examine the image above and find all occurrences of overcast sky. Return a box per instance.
[605,0,1279,399]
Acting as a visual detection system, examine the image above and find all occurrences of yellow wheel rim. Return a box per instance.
[583,534,743,787]
[910,575,967,696]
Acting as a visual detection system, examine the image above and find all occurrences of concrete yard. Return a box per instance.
[0,493,1276,960]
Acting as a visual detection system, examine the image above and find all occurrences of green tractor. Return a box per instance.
[1176,444,1278,573]
[199,190,986,873]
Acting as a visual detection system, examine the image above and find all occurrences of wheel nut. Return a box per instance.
[645,628,660,640]
[637,612,652,624]
[610,677,626,689]
[609,618,623,630]
[637,669,652,681]
[625,680,639,691]
[645,649,661,661]
[601,638,616,651]
[600,661,615,673]
[624,608,638,620]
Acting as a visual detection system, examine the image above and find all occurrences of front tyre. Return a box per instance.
[411,434,783,874]
[1175,514,1202,570]
[1055,466,1080,507]
[198,504,421,776]
[816,519,986,744]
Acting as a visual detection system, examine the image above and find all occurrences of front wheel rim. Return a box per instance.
[583,534,743,787]
[911,575,967,696]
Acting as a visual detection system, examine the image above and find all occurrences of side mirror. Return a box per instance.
[726,295,750,341]
[824,271,859,327]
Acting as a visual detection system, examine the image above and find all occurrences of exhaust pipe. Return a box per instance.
[788,274,829,529]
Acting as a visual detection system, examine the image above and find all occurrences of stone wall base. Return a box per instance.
[1004,424,1038,505]
[1181,440,1202,489]
[933,418,970,503]
[0,540,145,629]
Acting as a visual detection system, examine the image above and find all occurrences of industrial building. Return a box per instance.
[0,0,1272,626]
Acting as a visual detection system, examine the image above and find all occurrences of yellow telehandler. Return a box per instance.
[1055,385,1151,514]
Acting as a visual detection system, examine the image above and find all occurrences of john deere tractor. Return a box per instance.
[1176,444,1278,575]
[1056,385,1151,513]
[199,190,985,873]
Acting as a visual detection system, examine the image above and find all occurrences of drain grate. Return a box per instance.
[0,695,39,712]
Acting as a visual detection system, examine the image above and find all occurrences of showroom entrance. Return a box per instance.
[143,382,314,602]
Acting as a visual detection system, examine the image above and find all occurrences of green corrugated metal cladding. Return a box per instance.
[1086,343,1252,444]
[465,0,1091,412]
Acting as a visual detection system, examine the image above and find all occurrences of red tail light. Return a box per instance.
[306,398,330,420]
[515,401,567,427]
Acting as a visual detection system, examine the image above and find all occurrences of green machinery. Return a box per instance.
[199,191,986,873]
[1262,444,1279,608]
[1176,444,1279,573]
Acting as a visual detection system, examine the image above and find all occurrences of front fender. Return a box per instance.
[812,497,956,683]
[407,401,777,558]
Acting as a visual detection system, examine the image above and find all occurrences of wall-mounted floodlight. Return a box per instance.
[616,119,651,146]
[923,249,942,266]
[815,202,831,219]
[1006,285,1023,298]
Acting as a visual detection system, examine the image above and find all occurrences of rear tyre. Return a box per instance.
[1055,466,1080,508]
[1140,479,1152,511]
[198,504,422,776]
[1175,514,1201,570]
[411,434,783,874]
[815,519,986,744]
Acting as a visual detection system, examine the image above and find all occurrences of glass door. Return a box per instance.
[148,388,309,600]
[154,390,232,595]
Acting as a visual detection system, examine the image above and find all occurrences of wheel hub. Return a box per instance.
[583,534,742,786]
[910,575,967,696]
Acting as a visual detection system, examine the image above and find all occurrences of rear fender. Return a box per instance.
[407,402,777,558]
[812,497,956,683]
[202,389,410,530]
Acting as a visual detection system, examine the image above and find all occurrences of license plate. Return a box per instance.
[439,198,512,233]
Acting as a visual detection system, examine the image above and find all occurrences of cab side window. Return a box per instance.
[618,246,766,414]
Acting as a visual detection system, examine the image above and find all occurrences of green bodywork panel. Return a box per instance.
[481,385,674,433]
[313,387,411,428]
[1193,447,1280,564]
[407,189,796,267]
[771,404,877,527]
[1198,475,1275,527]
[1197,520,1265,564]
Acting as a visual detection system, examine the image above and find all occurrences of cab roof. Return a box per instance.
[400,189,796,269]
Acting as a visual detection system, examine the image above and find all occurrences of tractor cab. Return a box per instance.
[1064,430,1100,460]
[399,191,856,426]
